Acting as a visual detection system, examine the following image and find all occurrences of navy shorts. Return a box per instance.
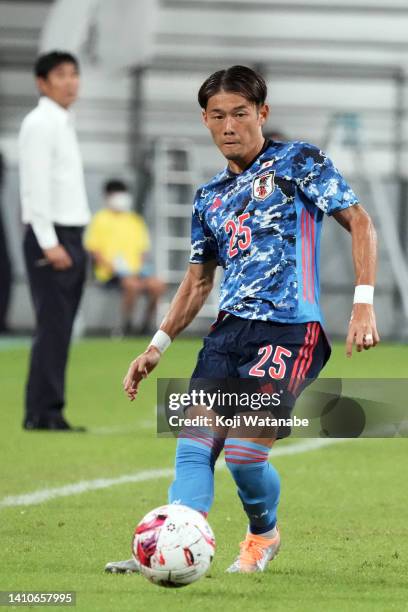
[190,313,331,438]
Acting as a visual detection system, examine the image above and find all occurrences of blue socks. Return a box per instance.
[168,428,224,514]
[224,439,280,534]
[168,433,280,533]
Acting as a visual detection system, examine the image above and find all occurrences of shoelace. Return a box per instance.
[238,538,266,567]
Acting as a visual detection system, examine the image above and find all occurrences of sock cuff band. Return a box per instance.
[224,438,270,454]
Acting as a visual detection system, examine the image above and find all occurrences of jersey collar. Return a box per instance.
[226,138,272,177]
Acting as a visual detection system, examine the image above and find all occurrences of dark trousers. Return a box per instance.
[0,209,12,331]
[23,226,87,422]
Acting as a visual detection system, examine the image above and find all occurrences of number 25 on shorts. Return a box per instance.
[249,345,293,379]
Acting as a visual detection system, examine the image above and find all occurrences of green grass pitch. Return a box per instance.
[0,337,407,612]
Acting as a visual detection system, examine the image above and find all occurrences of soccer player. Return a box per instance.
[105,65,379,574]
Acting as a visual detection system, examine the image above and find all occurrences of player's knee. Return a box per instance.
[224,439,270,466]
[176,430,213,463]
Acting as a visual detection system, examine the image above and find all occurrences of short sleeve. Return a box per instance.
[293,144,359,215]
[189,192,218,264]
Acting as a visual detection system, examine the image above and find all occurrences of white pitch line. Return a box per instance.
[270,437,348,457]
[0,469,175,509]
[90,421,155,435]
[0,437,345,509]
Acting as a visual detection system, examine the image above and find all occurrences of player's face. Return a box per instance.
[37,62,80,109]
[203,91,269,172]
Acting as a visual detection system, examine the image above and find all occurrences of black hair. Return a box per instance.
[104,179,128,195]
[34,51,79,79]
[198,65,267,109]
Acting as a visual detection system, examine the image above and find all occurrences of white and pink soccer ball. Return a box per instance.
[132,504,216,588]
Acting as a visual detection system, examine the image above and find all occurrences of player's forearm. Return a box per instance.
[350,208,377,286]
[345,208,380,355]
[159,270,214,339]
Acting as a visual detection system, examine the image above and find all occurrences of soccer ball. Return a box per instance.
[132,504,215,588]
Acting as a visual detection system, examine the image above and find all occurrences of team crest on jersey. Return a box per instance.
[252,171,275,201]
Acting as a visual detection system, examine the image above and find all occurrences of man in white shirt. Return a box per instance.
[19,51,91,431]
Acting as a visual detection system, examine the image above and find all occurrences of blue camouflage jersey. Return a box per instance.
[189,140,359,324]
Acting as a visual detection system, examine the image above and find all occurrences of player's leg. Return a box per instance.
[225,321,331,573]
[168,404,226,514]
[225,431,281,573]
[105,405,226,575]
[168,319,235,513]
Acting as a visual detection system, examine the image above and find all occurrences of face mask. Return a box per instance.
[107,192,132,212]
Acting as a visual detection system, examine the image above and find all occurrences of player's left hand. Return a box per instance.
[123,346,161,400]
[346,303,380,357]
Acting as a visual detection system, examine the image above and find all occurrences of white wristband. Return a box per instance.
[353,285,374,305]
[150,330,172,354]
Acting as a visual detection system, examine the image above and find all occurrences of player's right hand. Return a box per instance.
[123,345,161,401]
[43,245,73,270]
[345,303,380,357]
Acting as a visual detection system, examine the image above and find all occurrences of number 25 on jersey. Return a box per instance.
[225,213,252,258]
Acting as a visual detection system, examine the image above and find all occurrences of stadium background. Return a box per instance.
[1,2,408,610]
[1,0,408,338]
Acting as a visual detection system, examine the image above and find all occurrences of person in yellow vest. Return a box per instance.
[85,180,166,335]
